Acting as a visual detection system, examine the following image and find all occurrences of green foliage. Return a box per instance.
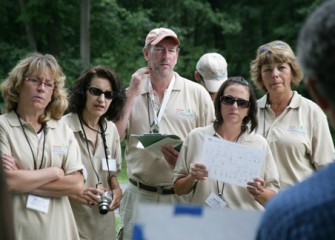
[0,0,325,98]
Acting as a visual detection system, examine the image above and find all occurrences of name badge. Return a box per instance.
[205,192,227,209]
[102,157,117,172]
[26,194,50,213]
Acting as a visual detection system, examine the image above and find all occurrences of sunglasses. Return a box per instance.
[258,42,288,54]
[220,96,250,108]
[87,87,115,100]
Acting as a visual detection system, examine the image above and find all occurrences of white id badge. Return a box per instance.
[205,192,227,209]
[102,157,117,172]
[26,194,50,213]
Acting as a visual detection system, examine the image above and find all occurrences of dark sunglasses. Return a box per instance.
[258,42,288,54]
[87,87,115,99]
[220,96,250,108]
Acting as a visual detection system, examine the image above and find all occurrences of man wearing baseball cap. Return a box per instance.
[116,27,215,239]
[195,52,228,100]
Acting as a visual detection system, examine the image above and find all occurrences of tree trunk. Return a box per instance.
[80,0,90,68]
[18,0,37,51]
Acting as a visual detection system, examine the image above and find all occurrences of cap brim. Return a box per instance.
[204,79,226,92]
[151,34,180,46]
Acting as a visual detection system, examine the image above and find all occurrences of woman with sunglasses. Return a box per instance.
[63,65,126,240]
[174,77,279,210]
[250,40,334,190]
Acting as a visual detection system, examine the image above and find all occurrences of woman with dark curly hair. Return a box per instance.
[0,53,84,240]
[174,77,279,210]
[63,65,126,240]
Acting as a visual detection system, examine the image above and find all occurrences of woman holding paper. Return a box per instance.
[174,76,280,210]
[63,65,125,240]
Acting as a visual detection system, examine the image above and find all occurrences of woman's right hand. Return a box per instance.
[70,187,105,207]
[2,154,18,171]
[190,162,208,181]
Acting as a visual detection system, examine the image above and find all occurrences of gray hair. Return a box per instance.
[297,0,335,103]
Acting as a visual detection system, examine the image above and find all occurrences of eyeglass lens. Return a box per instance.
[88,87,114,99]
[220,96,250,108]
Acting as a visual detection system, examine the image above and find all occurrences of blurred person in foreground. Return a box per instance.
[0,157,15,240]
[195,52,228,100]
[63,65,125,240]
[256,1,335,239]
[250,40,334,190]
[0,53,84,240]
[174,76,279,210]
[115,27,215,240]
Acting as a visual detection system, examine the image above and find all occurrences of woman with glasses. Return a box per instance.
[250,40,334,190]
[63,65,126,240]
[0,53,84,240]
[174,77,279,210]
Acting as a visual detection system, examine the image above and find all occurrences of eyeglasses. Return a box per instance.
[151,46,179,54]
[25,77,55,90]
[220,96,250,108]
[87,87,115,100]
[258,42,288,54]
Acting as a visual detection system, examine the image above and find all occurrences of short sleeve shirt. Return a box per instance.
[255,91,335,189]
[0,111,83,240]
[125,72,215,186]
[63,113,122,240]
[174,124,280,210]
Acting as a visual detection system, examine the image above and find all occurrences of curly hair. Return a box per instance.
[68,65,126,122]
[213,76,258,133]
[250,40,303,93]
[1,52,68,123]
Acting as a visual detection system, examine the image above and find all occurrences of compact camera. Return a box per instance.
[97,191,113,215]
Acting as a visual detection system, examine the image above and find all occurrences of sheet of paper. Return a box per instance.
[201,135,265,187]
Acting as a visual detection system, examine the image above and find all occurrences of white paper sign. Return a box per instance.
[201,135,265,187]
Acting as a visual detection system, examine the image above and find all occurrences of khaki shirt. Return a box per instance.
[63,113,122,240]
[0,111,83,240]
[174,124,280,210]
[256,91,335,189]
[125,72,215,186]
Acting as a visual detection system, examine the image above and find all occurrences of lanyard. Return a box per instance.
[15,111,46,170]
[148,76,175,133]
[79,115,101,188]
[79,115,111,189]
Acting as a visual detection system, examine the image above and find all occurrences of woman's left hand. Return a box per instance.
[109,188,122,211]
[247,177,265,197]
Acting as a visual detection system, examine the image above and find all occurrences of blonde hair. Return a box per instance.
[250,40,303,92]
[1,53,68,122]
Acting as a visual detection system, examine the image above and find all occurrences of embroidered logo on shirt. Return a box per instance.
[287,124,306,136]
[176,108,194,120]
[52,145,68,154]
